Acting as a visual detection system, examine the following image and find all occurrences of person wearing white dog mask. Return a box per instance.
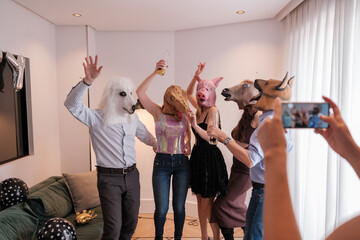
[65,55,157,240]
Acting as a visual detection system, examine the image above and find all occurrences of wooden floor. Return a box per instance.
[132,213,244,240]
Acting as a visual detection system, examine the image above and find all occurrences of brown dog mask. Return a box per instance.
[252,73,294,111]
[162,85,189,120]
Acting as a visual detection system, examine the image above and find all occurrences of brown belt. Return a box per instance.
[97,164,136,174]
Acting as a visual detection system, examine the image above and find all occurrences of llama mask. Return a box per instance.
[195,76,223,108]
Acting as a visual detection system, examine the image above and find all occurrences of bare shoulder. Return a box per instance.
[209,106,218,114]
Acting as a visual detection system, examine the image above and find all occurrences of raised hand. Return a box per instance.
[83,55,103,85]
[194,62,205,77]
[314,96,358,160]
[155,59,167,73]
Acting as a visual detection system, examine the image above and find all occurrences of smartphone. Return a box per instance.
[281,102,329,128]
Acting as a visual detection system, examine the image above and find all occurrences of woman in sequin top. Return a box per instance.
[136,59,191,240]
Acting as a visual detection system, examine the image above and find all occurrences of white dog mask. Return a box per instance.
[99,77,137,125]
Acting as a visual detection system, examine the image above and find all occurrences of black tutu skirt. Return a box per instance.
[190,144,228,198]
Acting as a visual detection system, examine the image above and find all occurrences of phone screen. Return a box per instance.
[281,102,329,128]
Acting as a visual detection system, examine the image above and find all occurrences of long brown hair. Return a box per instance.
[231,105,257,142]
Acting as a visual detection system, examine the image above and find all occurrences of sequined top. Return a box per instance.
[155,114,187,154]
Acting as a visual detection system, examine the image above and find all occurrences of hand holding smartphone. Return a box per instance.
[281,102,329,128]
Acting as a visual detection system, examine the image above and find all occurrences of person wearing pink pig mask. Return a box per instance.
[187,63,228,240]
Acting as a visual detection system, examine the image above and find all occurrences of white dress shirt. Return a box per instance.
[64,81,157,168]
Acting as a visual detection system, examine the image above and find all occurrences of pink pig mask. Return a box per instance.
[195,76,223,108]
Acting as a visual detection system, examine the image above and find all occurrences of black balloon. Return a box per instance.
[0,177,29,209]
[37,217,77,240]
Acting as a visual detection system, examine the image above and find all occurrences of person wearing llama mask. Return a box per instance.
[186,62,228,240]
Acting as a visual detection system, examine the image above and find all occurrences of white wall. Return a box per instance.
[56,26,92,174]
[0,0,60,186]
[175,19,283,215]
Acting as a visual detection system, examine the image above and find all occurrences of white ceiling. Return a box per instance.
[12,0,297,32]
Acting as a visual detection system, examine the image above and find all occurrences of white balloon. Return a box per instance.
[6,52,25,91]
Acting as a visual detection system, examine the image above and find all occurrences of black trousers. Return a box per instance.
[97,168,140,240]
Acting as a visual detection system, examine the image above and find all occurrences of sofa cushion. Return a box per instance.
[27,178,73,218]
[29,176,63,194]
[0,202,38,240]
[62,171,100,213]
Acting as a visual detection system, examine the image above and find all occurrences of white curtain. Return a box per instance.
[282,0,360,239]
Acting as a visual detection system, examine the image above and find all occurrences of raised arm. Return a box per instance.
[258,98,302,240]
[187,62,205,109]
[64,55,103,127]
[136,60,164,121]
[315,96,360,179]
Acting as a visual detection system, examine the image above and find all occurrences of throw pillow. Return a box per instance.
[27,179,73,218]
[62,171,100,213]
[0,202,38,239]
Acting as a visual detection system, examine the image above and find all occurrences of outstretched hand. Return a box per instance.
[83,55,103,85]
[314,96,357,160]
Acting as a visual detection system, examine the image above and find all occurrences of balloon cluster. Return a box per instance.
[37,217,77,240]
[0,177,29,209]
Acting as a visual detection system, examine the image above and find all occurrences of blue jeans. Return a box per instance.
[244,187,264,240]
[152,153,191,239]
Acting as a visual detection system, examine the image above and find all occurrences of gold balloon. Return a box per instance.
[75,209,97,224]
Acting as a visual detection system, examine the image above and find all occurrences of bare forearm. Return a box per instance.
[346,143,360,179]
[226,140,253,167]
[192,124,211,142]
[136,72,156,96]
[186,76,197,95]
[186,122,191,144]
[264,151,301,240]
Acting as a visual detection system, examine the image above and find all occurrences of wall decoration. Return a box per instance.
[0,51,33,165]
[6,52,25,91]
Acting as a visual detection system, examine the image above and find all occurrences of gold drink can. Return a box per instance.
[157,67,165,76]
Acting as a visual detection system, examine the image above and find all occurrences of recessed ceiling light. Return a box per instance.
[236,10,245,14]
[72,13,82,17]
